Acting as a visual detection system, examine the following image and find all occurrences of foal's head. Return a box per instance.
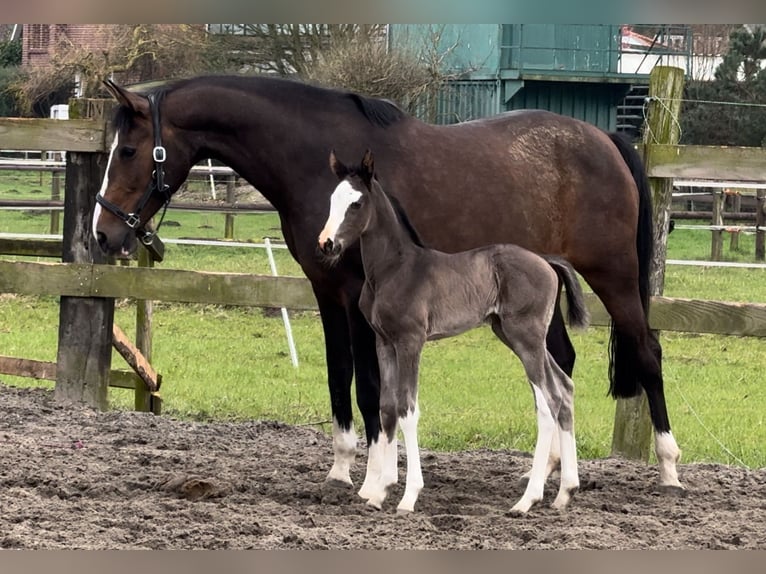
[318,150,376,261]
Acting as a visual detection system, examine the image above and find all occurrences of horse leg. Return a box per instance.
[396,346,425,513]
[545,354,579,510]
[346,305,386,500]
[492,317,555,515]
[588,274,683,490]
[519,302,571,486]
[363,338,400,509]
[315,295,356,486]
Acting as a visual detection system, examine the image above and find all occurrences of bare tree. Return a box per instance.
[305,24,472,122]
[13,25,213,115]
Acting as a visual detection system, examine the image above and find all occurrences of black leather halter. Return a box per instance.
[96,92,172,245]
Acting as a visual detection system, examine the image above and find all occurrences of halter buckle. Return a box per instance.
[153,146,167,163]
[125,213,141,229]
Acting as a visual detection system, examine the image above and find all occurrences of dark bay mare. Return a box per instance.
[319,150,590,514]
[92,74,682,494]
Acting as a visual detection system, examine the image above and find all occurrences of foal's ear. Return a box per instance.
[329,149,349,180]
[360,149,375,186]
[102,79,150,116]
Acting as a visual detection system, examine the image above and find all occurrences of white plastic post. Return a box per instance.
[207,159,217,200]
[264,238,299,367]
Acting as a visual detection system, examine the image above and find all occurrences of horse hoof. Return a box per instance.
[324,477,354,489]
[507,508,528,518]
[658,483,687,497]
[365,498,383,510]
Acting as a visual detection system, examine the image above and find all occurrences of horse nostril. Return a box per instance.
[96,232,108,250]
[324,238,334,254]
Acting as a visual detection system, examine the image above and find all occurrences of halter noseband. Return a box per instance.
[96,92,172,245]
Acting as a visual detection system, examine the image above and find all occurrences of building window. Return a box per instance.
[28,25,50,51]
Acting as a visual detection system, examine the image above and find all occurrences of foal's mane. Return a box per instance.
[351,171,426,248]
[111,75,407,131]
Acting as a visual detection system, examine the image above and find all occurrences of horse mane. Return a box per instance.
[372,179,426,248]
[111,75,407,131]
[346,93,407,128]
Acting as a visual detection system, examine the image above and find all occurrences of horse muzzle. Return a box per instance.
[318,236,342,257]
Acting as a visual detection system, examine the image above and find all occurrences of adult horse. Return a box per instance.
[92,74,682,494]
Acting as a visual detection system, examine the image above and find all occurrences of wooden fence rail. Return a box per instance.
[3,260,766,337]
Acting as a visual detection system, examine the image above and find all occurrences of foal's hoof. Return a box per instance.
[324,477,354,490]
[657,483,687,497]
[506,508,528,518]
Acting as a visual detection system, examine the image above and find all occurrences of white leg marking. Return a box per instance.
[363,435,397,509]
[358,437,384,501]
[397,402,423,513]
[326,418,356,486]
[520,426,561,484]
[92,134,119,241]
[655,431,683,488]
[511,384,555,515]
[551,428,579,510]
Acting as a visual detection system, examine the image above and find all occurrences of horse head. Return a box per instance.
[318,150,376,260]
[92,79,192,258]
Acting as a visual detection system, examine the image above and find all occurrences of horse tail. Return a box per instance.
[606,132,655,398]
[545,256,590,330]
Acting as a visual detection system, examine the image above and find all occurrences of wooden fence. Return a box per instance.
[670,186,766,261]
[2,66,766,459]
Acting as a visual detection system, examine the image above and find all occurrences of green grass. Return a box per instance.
[2,169,766,469]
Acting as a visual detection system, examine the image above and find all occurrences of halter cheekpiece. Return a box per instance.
[96,92,172,245]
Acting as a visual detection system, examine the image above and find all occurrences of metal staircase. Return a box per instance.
[616,84,649,141]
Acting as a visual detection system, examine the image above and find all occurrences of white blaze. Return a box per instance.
[319,180,362,244]
[92,134,120,241]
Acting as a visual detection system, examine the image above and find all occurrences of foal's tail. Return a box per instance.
[545,256,590,330]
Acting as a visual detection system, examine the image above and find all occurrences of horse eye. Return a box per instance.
[120,146,136,159]
[348,201,361,210]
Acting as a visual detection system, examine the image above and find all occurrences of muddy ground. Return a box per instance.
[1,384,765,550]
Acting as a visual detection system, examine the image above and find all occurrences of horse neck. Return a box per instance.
[359,184,421,281]
[166,82,372,214]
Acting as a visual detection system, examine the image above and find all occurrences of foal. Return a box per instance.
[318,150,590,515]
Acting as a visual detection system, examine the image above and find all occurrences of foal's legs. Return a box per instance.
[492,312,579,514]
[544,356,579,510]
[519,301,571,485]
[358,339,397,502]
[363,337,426,512]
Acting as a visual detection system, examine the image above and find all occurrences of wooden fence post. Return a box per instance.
[612,65,685,461]
[134,245,155,412]
[50,169,61,234]
[711,189,724,261]
[756,189,765,261]
[54,151,114,410]
[729,191,741,252]
[224,175,236,239]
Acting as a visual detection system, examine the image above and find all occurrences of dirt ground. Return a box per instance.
[1,384,765,550]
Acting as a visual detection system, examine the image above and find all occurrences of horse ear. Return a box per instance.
[329,149,348,180]
[102,79,150,115]
[361,149,374,186]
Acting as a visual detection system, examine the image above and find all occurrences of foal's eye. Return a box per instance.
[119,146,136,159]
[348,202,361,210]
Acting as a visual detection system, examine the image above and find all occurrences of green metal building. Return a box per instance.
[388,24,649,132]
